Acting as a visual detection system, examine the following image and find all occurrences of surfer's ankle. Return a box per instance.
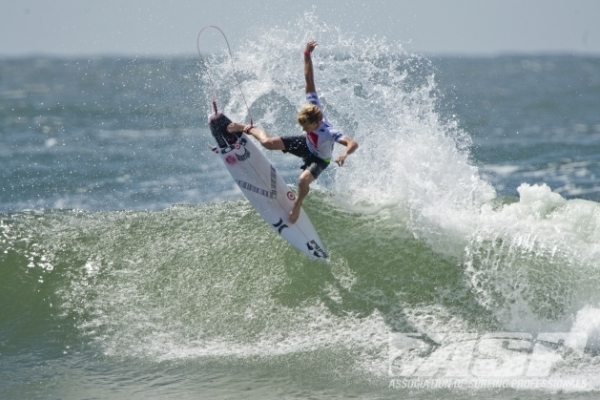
[288,202,301,223]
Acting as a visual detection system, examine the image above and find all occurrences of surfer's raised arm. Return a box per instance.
[304,40,317,94]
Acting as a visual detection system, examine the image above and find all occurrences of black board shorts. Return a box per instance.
[281,135,330,179]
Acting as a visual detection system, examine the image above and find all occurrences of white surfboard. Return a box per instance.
[209,112,328,260]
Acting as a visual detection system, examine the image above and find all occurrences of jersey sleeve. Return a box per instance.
[330,128,344,143]
[306,91,331,123]
[306,92,322,109]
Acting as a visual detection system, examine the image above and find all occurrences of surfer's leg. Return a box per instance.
[227,122,285,150]
[245,128,284,150]
[256,135,285,151]
[289,169,315,223]
[289,156,328,223]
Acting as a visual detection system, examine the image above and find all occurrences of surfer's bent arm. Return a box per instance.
[335,136,359,167]
[304,40,317,94]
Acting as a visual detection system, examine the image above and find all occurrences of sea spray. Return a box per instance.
[201,14,496,260]
[201,15,600,341]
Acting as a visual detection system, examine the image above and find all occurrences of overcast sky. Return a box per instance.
[1,0,599,57]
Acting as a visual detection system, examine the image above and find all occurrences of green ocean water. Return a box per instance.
[2,195,600,399]
[0,200,458,396]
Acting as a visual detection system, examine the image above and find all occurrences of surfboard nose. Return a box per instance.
[209,113,239,148]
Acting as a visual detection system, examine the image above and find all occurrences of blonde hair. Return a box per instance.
[296,103,323,127]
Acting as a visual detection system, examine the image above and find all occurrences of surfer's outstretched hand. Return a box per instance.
[227,122,245,133]
[335,153,348,167]
[305,40,317,54]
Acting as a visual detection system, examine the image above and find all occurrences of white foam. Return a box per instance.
[571,306,600,352]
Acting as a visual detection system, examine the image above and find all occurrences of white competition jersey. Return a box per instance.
[305,92,343,162]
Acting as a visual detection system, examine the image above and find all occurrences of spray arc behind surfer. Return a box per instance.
[227,40,359,224]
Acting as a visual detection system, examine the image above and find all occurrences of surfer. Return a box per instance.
[227,40,359,223]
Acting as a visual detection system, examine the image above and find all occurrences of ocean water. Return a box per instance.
[2,17,600,399]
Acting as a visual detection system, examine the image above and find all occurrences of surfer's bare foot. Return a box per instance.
[227,122,245,133]
[288,201,302,224]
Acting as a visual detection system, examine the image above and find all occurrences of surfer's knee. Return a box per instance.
[261,137,285,151]
[298,171,314,190]
[261,139,277,150]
